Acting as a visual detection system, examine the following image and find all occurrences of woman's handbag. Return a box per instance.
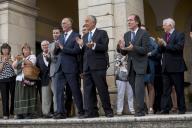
[23,65,40,80]
[115,66,128,81]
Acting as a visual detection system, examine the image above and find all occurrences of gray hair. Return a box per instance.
[88,15,97,24]
[163,18,175,28]
[41,40,49,46]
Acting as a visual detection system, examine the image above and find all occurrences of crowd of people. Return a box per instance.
[0,14,190,120]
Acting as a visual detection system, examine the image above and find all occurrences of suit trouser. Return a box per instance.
[84,70,113,115]
[161,72,186,112]
[55,70,66,114]
[51,76,57,113]
[116,80,134,113]
[83,77,98,115]
[129,65,145,114]
[65,83,73,117]
[64,73,84,115]
[41,81,53,115]
[55,70,84,114]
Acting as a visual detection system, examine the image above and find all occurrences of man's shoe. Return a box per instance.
[134,112,145,117]
[78,113,85,119]
[43,114,53,118]
[178,111,185,114]
[83,113,99,118]
[14,114,24,119]
[83,114,94,118]
[159,110,169,114]
[53,113,66,119]
[105,113,114,118]
[93,112,99,117]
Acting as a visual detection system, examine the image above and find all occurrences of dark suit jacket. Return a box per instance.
[36,53,50,86]
[159,30,187,73]
[54,31,81,74]
[118,28,149,74]
[82,29,109,72]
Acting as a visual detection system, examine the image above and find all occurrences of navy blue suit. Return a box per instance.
[159,30,186,113]
[54,31,84,115]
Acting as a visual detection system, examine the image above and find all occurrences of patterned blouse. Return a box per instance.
[0,59,15,80]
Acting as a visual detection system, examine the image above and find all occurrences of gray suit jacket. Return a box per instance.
[118,28,149,74]
[49,41,60,77]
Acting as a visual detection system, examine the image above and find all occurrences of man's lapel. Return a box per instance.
[64,32,73,46]
[132,28,141,45]
[91,29,98,42]
[168,30,176,45]
[40,53,46,68]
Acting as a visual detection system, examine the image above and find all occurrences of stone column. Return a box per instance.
[0,0,37,55]
[0,0,37,116]
[78,0,145,114]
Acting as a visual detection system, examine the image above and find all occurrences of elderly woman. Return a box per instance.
[12,43,37,119]
[0,43,16,119]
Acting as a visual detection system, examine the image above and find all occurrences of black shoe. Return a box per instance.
[105,113,114,118]
[159,110,169,114]
[24,113,34,119]
[78,113,85,119]
[43,113,53,118]
[24,116,33,119]
[134,112,145,117]
[53,113,66,119]
[178,111,185,114]
[93,111,99,116]
[83,113,98,118]
[14,114,24,119]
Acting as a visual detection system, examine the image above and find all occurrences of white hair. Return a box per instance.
[163,18,175,28]
[41,40,49,46]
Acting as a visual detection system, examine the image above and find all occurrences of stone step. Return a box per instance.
[1,113,192,128]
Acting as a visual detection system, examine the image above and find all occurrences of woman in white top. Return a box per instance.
[12,43,37,119]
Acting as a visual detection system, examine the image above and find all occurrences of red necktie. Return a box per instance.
[166,33,171,43]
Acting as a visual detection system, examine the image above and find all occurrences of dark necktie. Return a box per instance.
[166,32,171,43]
[64,33,67,44]
[131,32,136,43]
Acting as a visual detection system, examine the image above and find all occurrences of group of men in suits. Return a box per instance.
[36,14,186,118]
[37,15,113,119]
[117,14,186,117]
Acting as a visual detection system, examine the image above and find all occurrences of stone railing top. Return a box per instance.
[0,113,192,125]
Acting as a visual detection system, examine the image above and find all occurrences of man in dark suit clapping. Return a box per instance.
[157,18,186,114]
[117,14,149,117]
[53,17,84,119]
[76,15,113,118]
